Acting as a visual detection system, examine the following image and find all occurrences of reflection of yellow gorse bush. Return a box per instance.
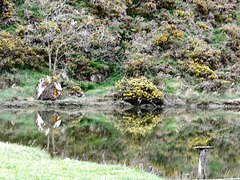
[175,131,215,167]
[176,132,215,149]
[115,76,162,105]
[115,112,162,135]
[190,0,236,22]
[187,132,215,147]
[178,38,220,80]
[154,24,183,46]
[124,53,152,77]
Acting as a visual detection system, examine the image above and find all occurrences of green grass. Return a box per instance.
[210,29,227,44]
[0,69,48,100]
[0,142,162,180]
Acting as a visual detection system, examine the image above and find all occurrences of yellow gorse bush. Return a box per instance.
[0,0,13,19]
[178,38,220,80]
[190,0,237,22]
[124,53,152,77]
[66,80,84,96]
[221,24,240,60]
[174,10,194,19]
[115,76,162,105]
[39,21,61,33]
[154,24,183,46]
[0,30,44,72]
[195,22,208,30]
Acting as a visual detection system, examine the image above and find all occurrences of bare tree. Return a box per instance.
[24,0,120,77]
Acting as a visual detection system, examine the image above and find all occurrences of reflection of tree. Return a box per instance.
[114,111,162,136]
[36,111,61,154]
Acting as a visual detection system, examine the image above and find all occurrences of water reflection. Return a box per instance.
[0,109,239,179]
[114,110,162,135]
[36,111,61,154]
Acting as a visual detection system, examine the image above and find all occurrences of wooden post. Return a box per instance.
[194,146,215,179]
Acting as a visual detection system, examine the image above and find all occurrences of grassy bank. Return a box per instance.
[0,142,161,180]
[1,69,240,109]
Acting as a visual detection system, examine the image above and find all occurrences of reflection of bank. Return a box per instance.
[36,111,61,155]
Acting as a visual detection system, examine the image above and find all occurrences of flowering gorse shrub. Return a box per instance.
[178,38,220,80]
[190,0,237,22]
[154,24,183,47]
[124,53,152,77]
[115,76,163,105]
[65,80,84,97]
[0,0,13,19]
[88,0,127,18]
[221,24,240,60]
[0,30,44,72]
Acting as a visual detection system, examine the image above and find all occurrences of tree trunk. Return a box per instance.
[49,53,52,76]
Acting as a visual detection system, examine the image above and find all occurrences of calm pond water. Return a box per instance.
[0,108,239,179]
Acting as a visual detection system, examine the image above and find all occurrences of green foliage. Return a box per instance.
[0,69,48,99]
[115,76,163,105]
[210,29,227,44]
[77,80,96,92]
[88,61,108,70]
[0,23,20,33]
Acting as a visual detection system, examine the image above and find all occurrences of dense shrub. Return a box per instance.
[0,30,45,72]
[65,80,84,97]
[221,24,240,60]
[130,0,176,9]
[154,24,183,48]
[190,0,237,22]
[88,0,127,18]
[178,38,220,80]
[124,53,152,77]
[196,79,231,92]
[115,76,163,106]
[0,0,13,19]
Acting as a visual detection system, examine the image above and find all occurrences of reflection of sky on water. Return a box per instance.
[0,109,239,179]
